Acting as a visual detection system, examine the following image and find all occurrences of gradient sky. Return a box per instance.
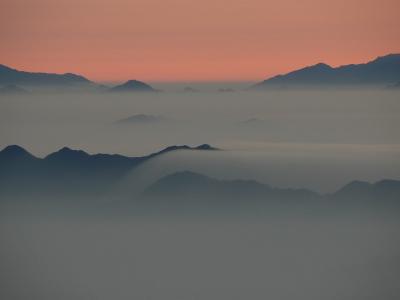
[1,0,400,82]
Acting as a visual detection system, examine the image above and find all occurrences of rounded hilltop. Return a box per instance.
[109,80,157,93]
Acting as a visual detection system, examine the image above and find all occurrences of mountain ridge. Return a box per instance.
[144,171,400,204]
[0,143,219,163]
[252,53,400,89]
[0,144,219,198]
[0,64,93,87]
[1,144,399,207]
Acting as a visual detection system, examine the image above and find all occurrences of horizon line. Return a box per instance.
[2,52,400,84]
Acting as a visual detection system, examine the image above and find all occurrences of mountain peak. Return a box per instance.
[312,62,332,69]
[61,72,91,83]
[126,79,143,84]
[195,144,218,150]
[333,180,372,198]
[1,144,29,154]
[45,147,90,160]
[109,80,156,93]
[157,145,191,154]
[0,145,36,160]
[59,146,74,152]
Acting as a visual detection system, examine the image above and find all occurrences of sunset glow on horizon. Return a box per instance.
[2,0,400,82]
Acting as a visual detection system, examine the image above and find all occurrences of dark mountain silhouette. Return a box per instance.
[144,171,318,202]
[333,179,400,202]
[252,53,400,89]
[0,144,218,198]
[333,180,373,198]
[115,114,166,125]
[143,171,400,209]
[194,144,217,150]
[146,144,218,158]
[0,84,29,95]
[0,64,93,87]
[109,80,156,93]
[0,145,39,168]
[1,144,399,211]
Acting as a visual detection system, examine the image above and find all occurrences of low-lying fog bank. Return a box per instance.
[1,213,399,300]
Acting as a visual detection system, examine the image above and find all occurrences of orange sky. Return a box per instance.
[1,0,400,82]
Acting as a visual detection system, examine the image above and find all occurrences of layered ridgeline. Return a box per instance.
[143,171,400,206]
[2,53,400,92]
[1,145,399,211]
[252,54,400,89]
[0,64,157,92]
[0,144,218,199]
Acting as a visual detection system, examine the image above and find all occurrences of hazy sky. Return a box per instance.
[1,0,400,82]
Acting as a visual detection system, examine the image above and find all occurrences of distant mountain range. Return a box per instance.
[0,64,158,92]
[2,53,400,92]
[0,64,93,87]
[143,171,319,205]
[252,54,400,89]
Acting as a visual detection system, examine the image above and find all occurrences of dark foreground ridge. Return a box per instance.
[1,145,399,212]
[251,53,400,89]
[0,144,218,198]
